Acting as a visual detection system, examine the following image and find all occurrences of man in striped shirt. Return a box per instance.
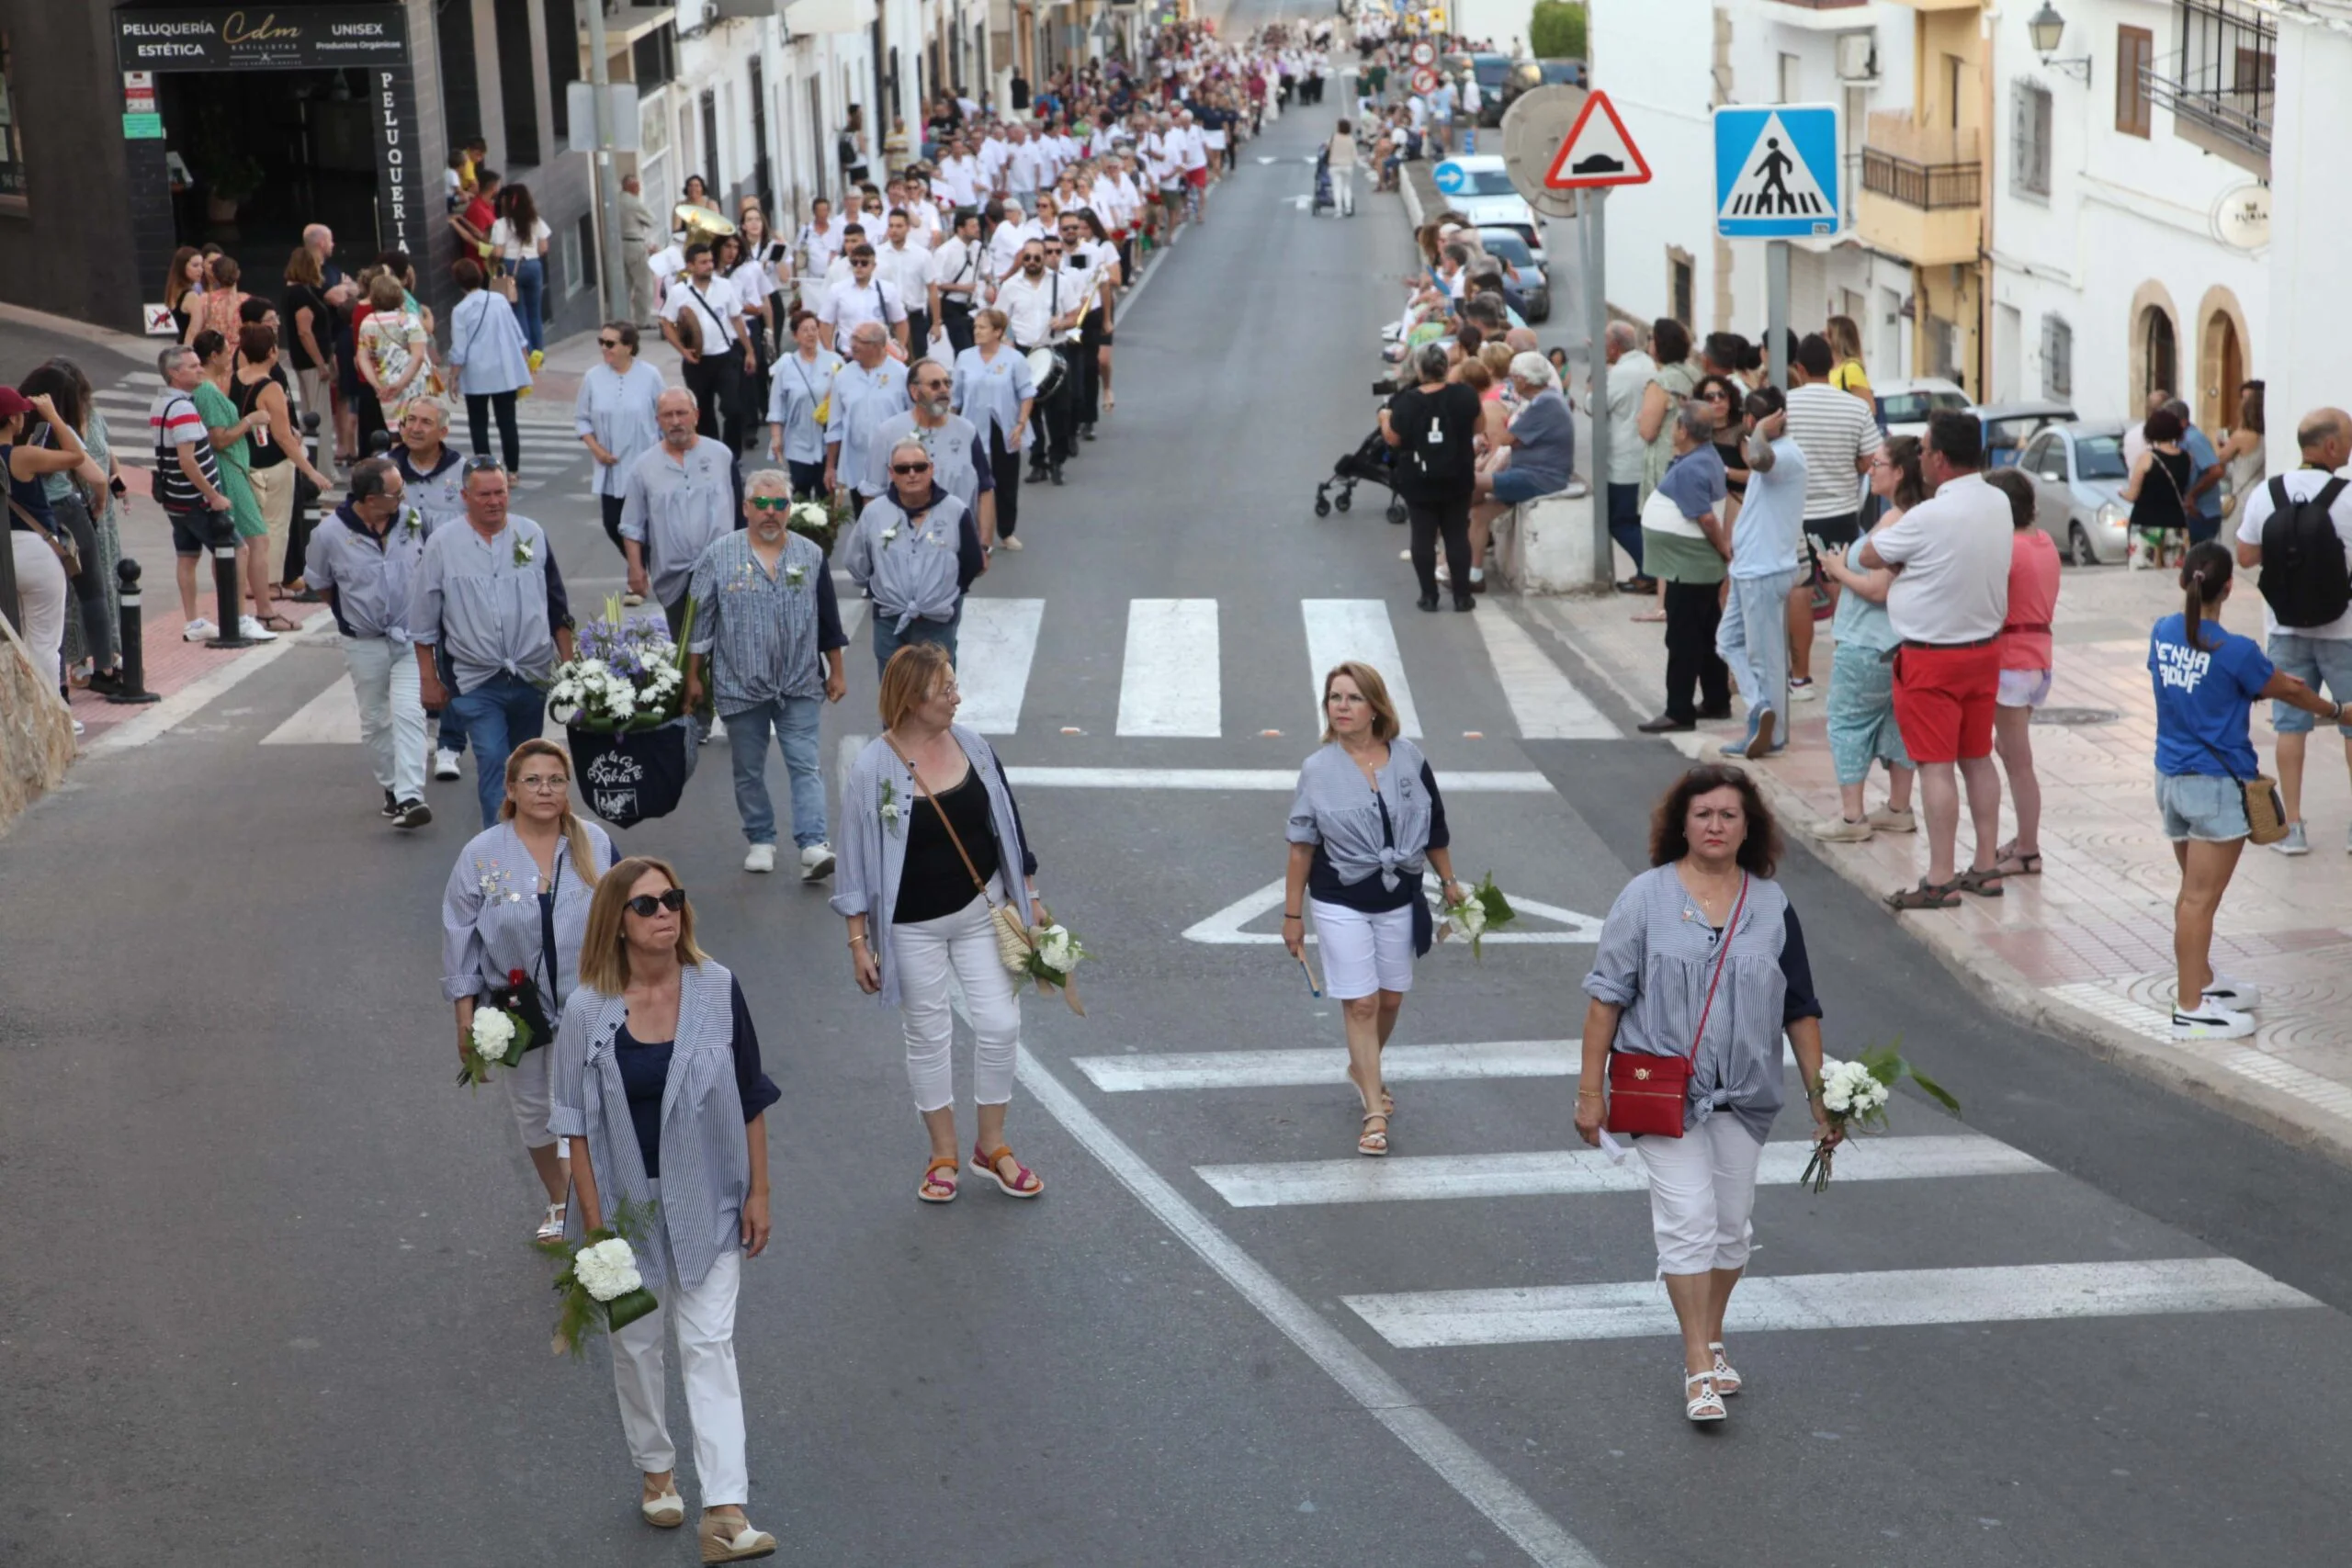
[149,345,239,640]
[1781,333,1883,699]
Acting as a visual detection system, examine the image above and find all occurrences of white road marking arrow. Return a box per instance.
[1182,874,1604,945]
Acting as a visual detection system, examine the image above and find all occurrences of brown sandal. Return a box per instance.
[1358,1111,1390,1157]
[1885,877,1962,911]
[1955,864,2006,897]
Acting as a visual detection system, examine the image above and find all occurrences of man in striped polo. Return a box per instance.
[1782,333,1883,701]
[684,468,848,879]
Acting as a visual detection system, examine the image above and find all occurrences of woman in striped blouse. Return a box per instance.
[550,856,781,1562]
[1282,661,1464,1157]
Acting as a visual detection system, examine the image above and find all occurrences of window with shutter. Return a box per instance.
[2041,315,2074,399]
[2013,83,2053,197]
[2118,26,2154,137]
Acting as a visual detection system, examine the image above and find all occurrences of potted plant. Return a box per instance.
[193,103,265,226]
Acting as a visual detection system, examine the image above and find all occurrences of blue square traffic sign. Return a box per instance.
[1713,104,1840,239]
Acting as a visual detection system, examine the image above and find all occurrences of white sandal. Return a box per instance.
[641,1484,685,1528]
[1684,1370,1726,1423]
[535,1201,567,1242]
[1709,1342,1741,1396]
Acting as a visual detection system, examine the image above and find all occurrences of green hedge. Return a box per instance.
[1529,1,1587,61]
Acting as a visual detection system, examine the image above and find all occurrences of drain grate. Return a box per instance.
[2031,706,2122,727]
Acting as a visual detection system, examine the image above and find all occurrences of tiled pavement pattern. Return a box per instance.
[1528,557,2352,1158]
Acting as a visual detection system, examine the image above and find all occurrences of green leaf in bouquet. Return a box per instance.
[1906,1065,1962,1117]
[604,1287,661,1333]
[1472,870,1516,929]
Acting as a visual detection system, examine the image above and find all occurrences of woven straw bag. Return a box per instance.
[888,737,1034,976]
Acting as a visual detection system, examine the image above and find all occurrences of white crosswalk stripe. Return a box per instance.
[1472,609,1620,739]
[955,597,1045,734]
[1117,599,1220,737]
[1071,1040,1576,1092]
[1302,598,1420,737]
[1344,1258,2319,1348]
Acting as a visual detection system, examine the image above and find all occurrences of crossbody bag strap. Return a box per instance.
[6,493,58,540]
[884,735,992,900]
[1685,874,1748,1064]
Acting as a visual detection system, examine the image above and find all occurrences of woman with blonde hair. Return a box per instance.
[833,642,1047,1203]
[549,857,780,1560]
[440,738,615,1241]
[1826,314,1871,400]
[1282,662,1465,1156]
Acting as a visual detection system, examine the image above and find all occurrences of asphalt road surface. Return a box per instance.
[7,48,2352,1568]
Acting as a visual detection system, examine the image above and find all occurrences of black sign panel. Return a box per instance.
[114,6,407,72]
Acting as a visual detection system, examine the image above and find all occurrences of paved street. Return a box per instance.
[9,60,2352,1568]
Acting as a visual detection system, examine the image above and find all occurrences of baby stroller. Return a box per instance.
[1310,144,1336,216]
[1315,426,1410,524]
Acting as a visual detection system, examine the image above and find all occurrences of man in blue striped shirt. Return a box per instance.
[685,468,849,878]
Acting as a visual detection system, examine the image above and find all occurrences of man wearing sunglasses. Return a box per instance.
[406,458,577,828]
[685,469,849,878]
[859,358,997,547]
[843,436,988,677]
[989,240,1082,486]
[817,246,910,359]
[658,242,756,455]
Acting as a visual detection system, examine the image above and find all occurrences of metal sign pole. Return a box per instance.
[583,0,630,329]
[1766,240,1789,391]
[1586,186,1611,585]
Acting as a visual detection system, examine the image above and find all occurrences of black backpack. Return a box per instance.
[2258,475,2352,630]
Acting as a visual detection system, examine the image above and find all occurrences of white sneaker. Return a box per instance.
[2202,975,2262,1011]
[238,615,279,642]
[182,616,217,641]
[2270,821,2311,856]
[799,841,837,881]
[708,715,727,741]
[743,843,777,874]
[2172,1001,2256,1042]
[433,748,463,781]
[1787,677,1819,702]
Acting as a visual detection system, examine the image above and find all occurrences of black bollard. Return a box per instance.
[204,539,253,649]
[106,558,163,705]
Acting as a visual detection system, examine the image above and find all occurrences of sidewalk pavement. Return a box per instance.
[1522,560,2352,1165]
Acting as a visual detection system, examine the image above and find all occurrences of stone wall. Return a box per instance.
[0,617,74,836]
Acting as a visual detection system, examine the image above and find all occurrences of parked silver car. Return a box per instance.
[2018,422,2132,565]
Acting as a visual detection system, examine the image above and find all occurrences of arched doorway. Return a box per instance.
[2141,306,2177,407]
[2197,287,2254,433]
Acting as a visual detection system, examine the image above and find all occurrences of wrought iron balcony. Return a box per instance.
[2143,0,2273,165]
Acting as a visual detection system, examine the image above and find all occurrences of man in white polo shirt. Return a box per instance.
[1860,409,2013,908]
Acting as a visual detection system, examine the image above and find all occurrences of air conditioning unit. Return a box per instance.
[1836,32,1878,82]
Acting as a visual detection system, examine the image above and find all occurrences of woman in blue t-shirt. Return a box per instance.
[2152,543,2341,1040]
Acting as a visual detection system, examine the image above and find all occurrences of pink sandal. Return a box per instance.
[917,1156,960,1203]
[969,1142,1044,1198]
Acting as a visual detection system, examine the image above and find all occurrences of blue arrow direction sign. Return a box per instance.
[1432,159,1469,195]
[1713,105,1840,239]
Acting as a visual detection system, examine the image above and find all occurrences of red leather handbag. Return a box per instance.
[1606,874,1747,1139]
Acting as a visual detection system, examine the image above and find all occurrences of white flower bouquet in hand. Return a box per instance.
[458,1003,532,1090]
[1012,910,1090,1017]
[1439,871,1517,962]
[1800,1040,1961,1192]
[536,1196,662,1356]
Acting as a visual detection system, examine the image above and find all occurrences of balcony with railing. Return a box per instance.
[1856,113,1981,265]
[2143,0,2273,174]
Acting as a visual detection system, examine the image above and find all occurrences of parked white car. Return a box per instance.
[1430,155,1540,247]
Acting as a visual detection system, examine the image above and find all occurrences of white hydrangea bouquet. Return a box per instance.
[457,1000,533,1090]
[547,595,693,733]
[1438,871,1517,962]
[535,1196,662,1356]
[1800,1041,1961,1192]
[1023,920,1090,1016]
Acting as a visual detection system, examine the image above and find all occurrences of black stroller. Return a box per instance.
[1314,426,1410,523]
[1311,144,1336,216]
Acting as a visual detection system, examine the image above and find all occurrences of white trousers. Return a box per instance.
[11,532,69,693]
[344,635,428,803]
[1333,164,1356,215]
[1634,1115,1765,1276]
[896,893,1022,1113]
[1307,898,1413,1000]
[610,1233,749,1506]
[503,1042,557,1152]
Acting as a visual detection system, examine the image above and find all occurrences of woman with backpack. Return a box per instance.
[1379,343,1482,612]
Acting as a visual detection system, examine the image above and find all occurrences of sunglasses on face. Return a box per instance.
[624,888,688,918]
[892,460,933,474]
[598,337,624,349]
[750,494,794,510]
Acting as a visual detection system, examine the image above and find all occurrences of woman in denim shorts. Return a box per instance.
[2150,544,2342,1040]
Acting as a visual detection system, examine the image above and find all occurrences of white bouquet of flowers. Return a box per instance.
[458,1002,532,1090]
[1800,1040,1961,1192]
[537,1198,662,1356]
[1012,911,1090,1017]
[1438,872,1517,963]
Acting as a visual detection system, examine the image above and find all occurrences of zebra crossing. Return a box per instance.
[261,593,1626,747]
[1058,1037,2323,1360]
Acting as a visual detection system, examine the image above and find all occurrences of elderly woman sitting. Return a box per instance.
[1465,353,1578,591]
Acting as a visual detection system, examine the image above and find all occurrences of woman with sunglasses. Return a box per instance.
[574,321,666,571]
[842,436,988,678]
[550,857,781,1561]
[764,310,843,501]
[834,642,1046,1203]
[440,739,615,1242]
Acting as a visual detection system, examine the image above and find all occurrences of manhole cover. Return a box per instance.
[2031,706,2121,727]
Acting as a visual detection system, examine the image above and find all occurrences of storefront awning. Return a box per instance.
[783,0,866,35]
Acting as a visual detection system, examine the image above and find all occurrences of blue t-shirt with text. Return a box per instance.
[2149,613,2272,777]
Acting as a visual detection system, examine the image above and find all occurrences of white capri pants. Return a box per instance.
[1634,1114,1766,1275]
[10,531,69,694]
[896,894,1022,1113]
[503,1043,559,1151]
[610,1196,749,1506]
[1307,898,1414,1000]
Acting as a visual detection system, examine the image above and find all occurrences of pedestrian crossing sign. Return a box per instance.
[1713,104,1840,238]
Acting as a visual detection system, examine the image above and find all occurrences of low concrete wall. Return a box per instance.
[1495,492,1610,596]
[0,615,75,837]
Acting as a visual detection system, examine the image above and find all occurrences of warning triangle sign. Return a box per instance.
[1544,91,1651,190]
[1717,110,1834,220]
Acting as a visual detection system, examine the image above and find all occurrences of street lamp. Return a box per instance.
[2028,3,2094,83]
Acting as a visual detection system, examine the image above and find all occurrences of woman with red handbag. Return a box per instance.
[1574,764,1838,1424]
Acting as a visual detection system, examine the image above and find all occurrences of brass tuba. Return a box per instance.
[667,203,737,355]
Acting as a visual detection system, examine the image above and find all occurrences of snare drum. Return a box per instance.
[1024,345,1067,400]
